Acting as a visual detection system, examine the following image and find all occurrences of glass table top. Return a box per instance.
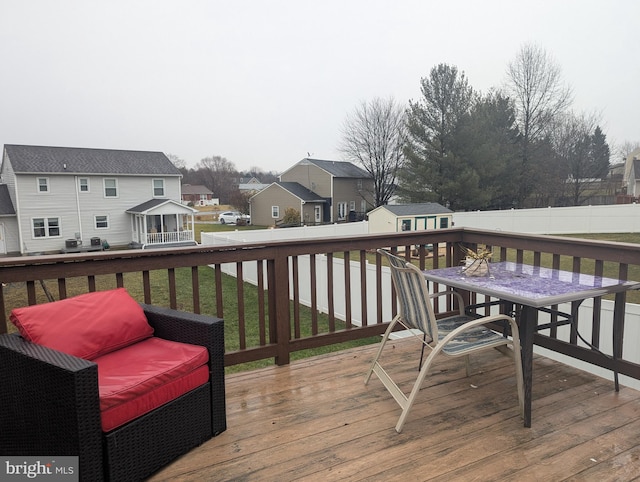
[423,261,640,308]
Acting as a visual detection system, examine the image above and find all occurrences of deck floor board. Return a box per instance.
[148,337,640,481]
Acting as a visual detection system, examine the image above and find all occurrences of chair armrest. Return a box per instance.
[0,334,104,480]
[429,289,465,315]
[140,304,226,435]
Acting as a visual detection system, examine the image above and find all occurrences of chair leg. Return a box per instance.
[418,333,426,371]
[395,345,444,433]
[365,317,397,385]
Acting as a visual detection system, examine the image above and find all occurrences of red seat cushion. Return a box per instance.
[95,337,210,432]
[10,288,153,360]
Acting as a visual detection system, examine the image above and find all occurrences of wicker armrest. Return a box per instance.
[0,333,104,479]
[141,304,226,435]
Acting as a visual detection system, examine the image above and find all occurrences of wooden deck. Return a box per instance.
[148,337,640,481]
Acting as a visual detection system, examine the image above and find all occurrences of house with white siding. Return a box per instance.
[0,145,197,255]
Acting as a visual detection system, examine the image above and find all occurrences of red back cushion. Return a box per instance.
[10,288,153,360]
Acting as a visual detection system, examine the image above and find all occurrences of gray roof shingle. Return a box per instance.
[304,159,369,178]
[4,145,181,176]
[0,184,16,215]
[276,182,327,202]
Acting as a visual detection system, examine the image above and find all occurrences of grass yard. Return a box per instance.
[1,264,378,373]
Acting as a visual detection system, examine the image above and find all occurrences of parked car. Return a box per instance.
[219,211,251,225]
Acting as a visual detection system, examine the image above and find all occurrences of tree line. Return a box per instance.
[340,43,635,211]
[168,154,278,211]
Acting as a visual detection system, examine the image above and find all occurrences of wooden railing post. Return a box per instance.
[270,248,291,366]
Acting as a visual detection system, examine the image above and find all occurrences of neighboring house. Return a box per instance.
[238,178,270,194]
[623,148,640,198]
[0,144,198,255]
[249,182,327,226]
[367,203,453,234]
[249,158,374,226]
[181,184,219,206]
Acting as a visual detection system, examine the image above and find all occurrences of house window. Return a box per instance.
[37,178,49,193]
[104,179,118,197]
[79,178,89,192]
[337,202,348,220]
[349,201,356,212]
[440,217,449,229]
[95,215,109,229]
[357,179,363,190]
[32,217,60,238]
[272,206,280,218]
[401,219,412,231]
[153,179,165,197]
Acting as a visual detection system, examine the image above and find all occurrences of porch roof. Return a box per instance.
[126,198,197,215]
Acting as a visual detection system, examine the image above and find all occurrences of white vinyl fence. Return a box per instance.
[201,211,640,390]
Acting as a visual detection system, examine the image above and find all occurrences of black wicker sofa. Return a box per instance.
[0,290,226,482]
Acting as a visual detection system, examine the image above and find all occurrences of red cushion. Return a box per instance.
[95,337,210,432]
[9,288,153,360]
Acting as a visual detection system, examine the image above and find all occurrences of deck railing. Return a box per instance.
[1,228,639,384]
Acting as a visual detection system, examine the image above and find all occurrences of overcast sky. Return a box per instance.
[1,0,638,173]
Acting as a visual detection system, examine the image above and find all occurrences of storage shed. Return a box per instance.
[367,203,453,234]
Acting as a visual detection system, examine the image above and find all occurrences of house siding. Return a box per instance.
[15,173,181,253]
[250,185,301,226]
[332,178,374,222]
[280,164,332,197]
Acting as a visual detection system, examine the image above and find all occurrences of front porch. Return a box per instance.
[126,198,198,249]
[149,340,640,481]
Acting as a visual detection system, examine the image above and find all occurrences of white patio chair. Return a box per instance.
[365,249,524,433]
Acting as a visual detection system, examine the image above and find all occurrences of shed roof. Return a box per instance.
[375,203,453,216]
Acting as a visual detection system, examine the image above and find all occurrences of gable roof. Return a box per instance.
[375,203,453,216]
[275,182,327,202]
[3,145,181,176]
[126,198,197,214]
[281,158,369,179]
[182,184,213,195]
[0,184,16,216]
[305,158,369,178]
[252,182,326,203]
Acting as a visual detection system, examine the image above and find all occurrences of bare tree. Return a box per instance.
[166,153,186,170]
[506,43,572,204]
[196,155,237,204]
[616,140,640,162]
[339,97,407,207]
[549,112,609,205]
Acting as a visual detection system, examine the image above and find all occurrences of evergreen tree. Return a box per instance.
[399,64,474,206]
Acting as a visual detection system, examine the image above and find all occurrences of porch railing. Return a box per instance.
[145,230,195,245]
[1,228,639,385]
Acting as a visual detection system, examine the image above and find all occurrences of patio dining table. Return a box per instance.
[423,261,640,427]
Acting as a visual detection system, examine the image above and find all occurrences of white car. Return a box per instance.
[219,211,250,225]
